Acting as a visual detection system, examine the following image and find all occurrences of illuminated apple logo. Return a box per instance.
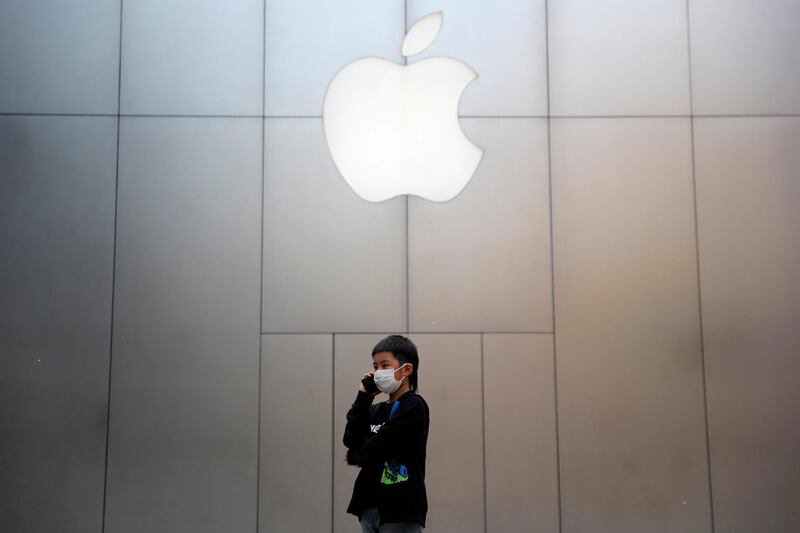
[323,11,484,203]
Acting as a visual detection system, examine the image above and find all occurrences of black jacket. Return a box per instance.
[343,388,430,527]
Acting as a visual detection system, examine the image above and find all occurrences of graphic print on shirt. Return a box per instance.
[381,459,409,484]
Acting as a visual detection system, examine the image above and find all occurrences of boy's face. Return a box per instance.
[372,351,412,381]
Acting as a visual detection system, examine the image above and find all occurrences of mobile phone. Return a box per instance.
[361,373,379,395]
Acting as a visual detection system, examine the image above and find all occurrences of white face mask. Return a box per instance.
[373,363,410,394]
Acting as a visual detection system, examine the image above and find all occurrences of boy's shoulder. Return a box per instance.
[409,391,428,407]
[404,392,429,416]
[369,391,429,412]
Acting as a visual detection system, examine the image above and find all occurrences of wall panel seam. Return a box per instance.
[544,1,564,531]
[101,0,125,531]
[684,0,716,531]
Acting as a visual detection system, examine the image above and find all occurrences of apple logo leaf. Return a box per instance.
[402,11,443,57]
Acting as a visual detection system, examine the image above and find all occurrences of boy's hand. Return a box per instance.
[359,371,380,396]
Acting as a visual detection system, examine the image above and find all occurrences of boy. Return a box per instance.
[343,335,430,532]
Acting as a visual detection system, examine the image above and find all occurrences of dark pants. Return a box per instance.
[359,507,423,532]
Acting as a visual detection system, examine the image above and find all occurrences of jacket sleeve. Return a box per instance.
[343,390,375,454]
[346,395,425,467]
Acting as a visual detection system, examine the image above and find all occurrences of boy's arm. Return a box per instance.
[343,390,375,454]
[346,397,424,466]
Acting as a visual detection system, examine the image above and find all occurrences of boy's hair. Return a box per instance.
[371,335,420,392]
